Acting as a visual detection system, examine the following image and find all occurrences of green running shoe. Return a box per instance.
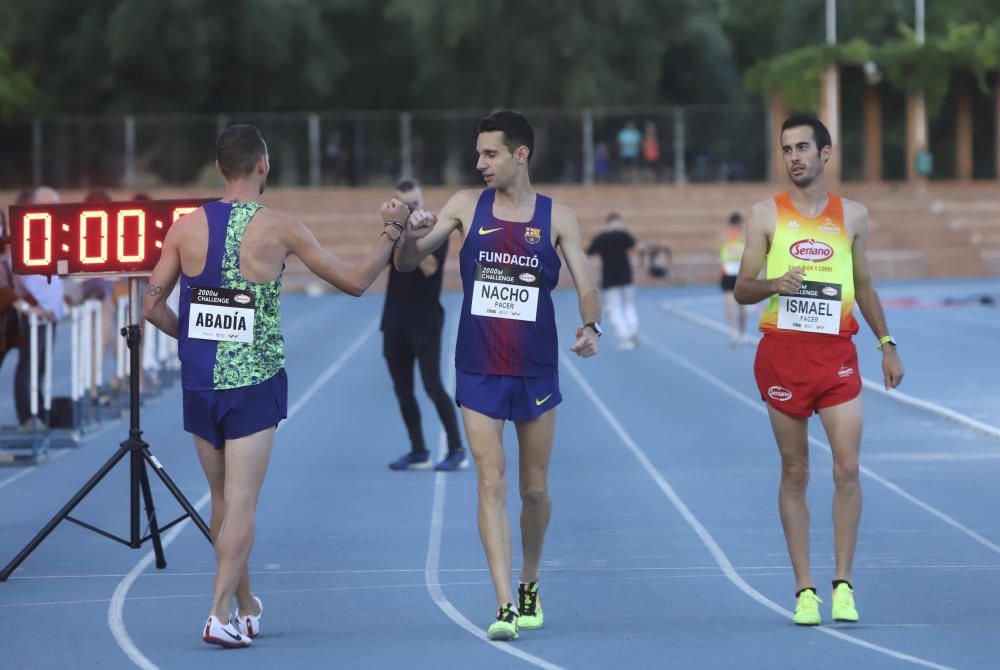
[517,582,544,629]
[831,583,858,622]
[793,588,822,626]
[487,603,519,641]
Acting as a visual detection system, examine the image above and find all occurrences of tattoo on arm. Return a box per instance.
[146,284,163,297]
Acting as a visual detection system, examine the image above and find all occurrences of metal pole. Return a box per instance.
[582,109,594,186]
[400,112,413,179]
[29,313,38,422]
[826,0,837,46]
[32,120,43,187]
[124,115,136,187]
[673,107,687,186]
[308,113,321,187]
[916,0,925,45]
[44,321,53,424]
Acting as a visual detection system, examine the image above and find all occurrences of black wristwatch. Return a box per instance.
[584,321,603,338]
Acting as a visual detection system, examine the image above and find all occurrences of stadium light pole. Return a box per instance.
[821,0,841,181]
[908,0,929,182]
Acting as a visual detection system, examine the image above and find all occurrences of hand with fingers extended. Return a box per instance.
[405,208,437,240]
[771,268,806,295]
[570,325,599,358]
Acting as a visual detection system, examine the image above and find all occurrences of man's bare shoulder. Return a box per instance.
[749,197,777,219]
[550,199,578,222]
[444,189,482,214]
[169,206,207,235]
[841,197,869,220]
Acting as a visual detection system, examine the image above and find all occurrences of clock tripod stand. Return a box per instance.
[0,278,211,581]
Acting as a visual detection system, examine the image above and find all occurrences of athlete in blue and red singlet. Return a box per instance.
[395,111,602,641]
[144,124,410,648]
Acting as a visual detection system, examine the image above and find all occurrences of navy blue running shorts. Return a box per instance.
[183,369,288,450]
[455,369,561,421]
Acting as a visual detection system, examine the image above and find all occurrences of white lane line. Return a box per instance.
[661,301,1000,441]
[562,353,955,670]
[866,452,1000,462]
[424,314,566,670]
[15,561,1000,582]
[640,335,1000,556]
[109,319,378,670]
[0,448,72,491]
[0,397,154,491]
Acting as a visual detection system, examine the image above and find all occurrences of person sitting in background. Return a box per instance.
[637,241,672,280]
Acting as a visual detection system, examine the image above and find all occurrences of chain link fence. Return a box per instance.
[0,105,771,190]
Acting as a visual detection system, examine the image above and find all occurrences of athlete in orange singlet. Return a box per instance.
[734,114,905,626]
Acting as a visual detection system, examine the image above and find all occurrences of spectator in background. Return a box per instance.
[593,141,610,183]
[1,209,48,406]
[14,187,65,428]
[641,121,661,182]
[382,179,466,472]
[616,120,641,184]
[587,212,640,351]
[720,212,748,345]
[324,130,347,184]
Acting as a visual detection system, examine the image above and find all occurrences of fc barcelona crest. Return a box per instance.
[524,226,541,245]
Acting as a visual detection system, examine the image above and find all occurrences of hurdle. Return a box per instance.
[0,313,50,465]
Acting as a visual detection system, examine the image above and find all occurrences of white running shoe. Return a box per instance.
[235,596,263,638]
[203,615,251,648]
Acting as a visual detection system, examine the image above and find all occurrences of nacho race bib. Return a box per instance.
[470,263,539,322]
[188,286,255,343]
[777,280,842,334]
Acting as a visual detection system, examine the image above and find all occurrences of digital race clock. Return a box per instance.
[8,198,216,276]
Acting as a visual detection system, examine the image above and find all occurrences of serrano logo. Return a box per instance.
[821,286,838,297]
[767,386,793,402]
[789,239,834,262]
[519,272,536,283]
[233,293,251,305]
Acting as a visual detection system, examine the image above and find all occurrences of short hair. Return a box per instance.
[84,189,112,203]
[728,212,743,225]
[606,211,622,223]
[781,114,832,151]
[216,124,267,179]
[478,110,534,161]
[15,188,33,205]
[395,179,418,193]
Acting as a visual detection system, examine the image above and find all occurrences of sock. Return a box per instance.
[795,586,817,598]
[832,579,853,590]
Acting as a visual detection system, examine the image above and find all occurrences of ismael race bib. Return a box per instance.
[188,286,255,343]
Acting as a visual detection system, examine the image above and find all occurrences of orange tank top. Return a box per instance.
[758,192,858,338]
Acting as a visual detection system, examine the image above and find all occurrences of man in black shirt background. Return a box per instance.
[587,212,640,351]
[383,180,467,471]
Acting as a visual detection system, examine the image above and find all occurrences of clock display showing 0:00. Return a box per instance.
[9,198,216,276]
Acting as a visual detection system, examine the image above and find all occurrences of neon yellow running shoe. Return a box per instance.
[831,583,859,622]
[793,588,822,626]
[517,582,544,629]
[487,603,519,641]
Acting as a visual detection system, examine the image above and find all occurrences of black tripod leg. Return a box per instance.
[143,450,213,542]
[0,445,130,581]
[138,462,167,569]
